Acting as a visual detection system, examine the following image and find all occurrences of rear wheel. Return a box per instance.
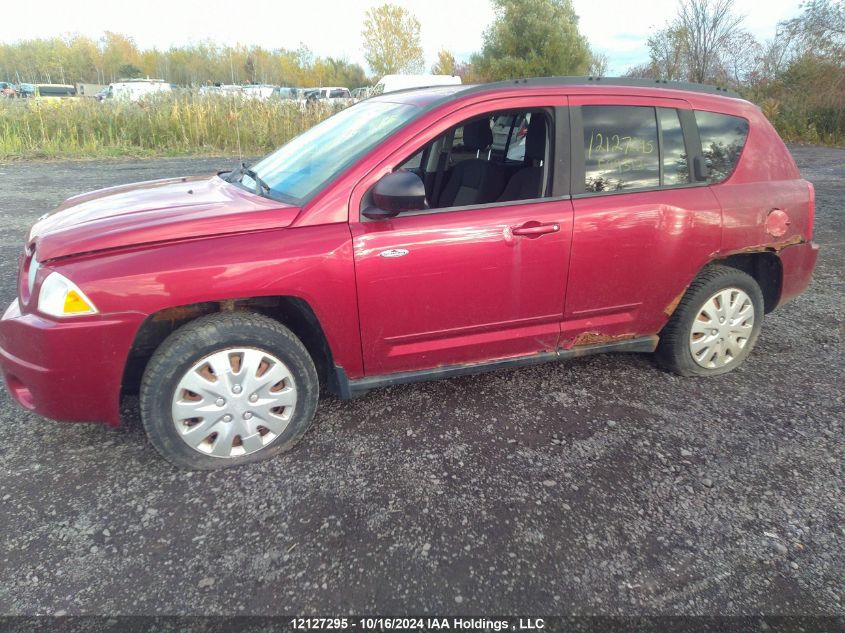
[140,312,319,470]
[656,266,764,376]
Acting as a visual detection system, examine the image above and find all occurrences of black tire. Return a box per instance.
[655,265,765,377]
[140,312,319,470]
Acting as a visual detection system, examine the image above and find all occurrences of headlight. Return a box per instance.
[27,257,40,295]
[38,272,98,317]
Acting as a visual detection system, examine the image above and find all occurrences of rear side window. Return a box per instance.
[582,106,659,192]
[695,111,749,183]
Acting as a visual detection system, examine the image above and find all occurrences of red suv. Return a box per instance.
[0,78,818,469]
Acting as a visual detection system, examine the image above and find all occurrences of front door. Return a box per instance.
[351,102,572,376]
[353,200,573,375]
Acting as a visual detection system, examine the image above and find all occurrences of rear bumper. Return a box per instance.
[778,240,820,307]
[0,300,141,426]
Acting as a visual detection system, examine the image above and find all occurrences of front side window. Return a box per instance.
[393,108,551,210]
[241,100,417,204]
[695,111,749,183]
[582,106,659,192]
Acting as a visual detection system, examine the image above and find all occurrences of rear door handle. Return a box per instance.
[511,221,560,237]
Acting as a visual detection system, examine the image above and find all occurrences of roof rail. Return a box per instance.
[473,76,742,99]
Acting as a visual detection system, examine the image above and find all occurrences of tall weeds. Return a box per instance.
[0,95,336,159]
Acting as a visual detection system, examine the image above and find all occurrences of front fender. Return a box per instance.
[46,225,364,379]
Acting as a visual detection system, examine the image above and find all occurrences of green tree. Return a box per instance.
[471,0,591,81]
[118,63,143,79]
[361,4,425,76]
[432,49,457,75]
[101,32,142,82]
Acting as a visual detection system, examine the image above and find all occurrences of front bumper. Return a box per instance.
[777,240,820,307]
[0,300,142,426]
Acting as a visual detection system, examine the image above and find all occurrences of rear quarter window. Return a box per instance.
[695,111,749,183]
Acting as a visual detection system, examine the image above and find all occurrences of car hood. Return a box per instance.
[30,175,301,261]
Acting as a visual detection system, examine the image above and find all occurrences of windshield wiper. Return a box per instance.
[230,162,271,196]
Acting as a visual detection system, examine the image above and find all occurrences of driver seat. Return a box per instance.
[437,120,505,207]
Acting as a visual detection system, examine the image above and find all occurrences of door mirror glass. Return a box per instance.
[363,170,427,220]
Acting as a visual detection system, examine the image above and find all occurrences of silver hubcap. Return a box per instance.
[171,347,297,458]
[689,287,755,369]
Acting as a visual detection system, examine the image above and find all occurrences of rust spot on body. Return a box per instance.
[722,234,805,257]
[572,331,636,347]
[664,287,688,317]
[152,305,205,322]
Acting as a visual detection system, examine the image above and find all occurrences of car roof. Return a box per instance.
[368,76,745,110]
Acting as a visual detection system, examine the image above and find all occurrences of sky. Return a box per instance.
[1,0,803,76]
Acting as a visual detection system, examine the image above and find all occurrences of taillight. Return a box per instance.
[807,181,815,241]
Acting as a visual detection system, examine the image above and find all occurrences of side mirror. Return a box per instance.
[363,171,427,220]
[693,155,709,182]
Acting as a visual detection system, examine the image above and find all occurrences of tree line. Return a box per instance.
[627,0,845,143]
[0,0,842,142]
[0,32,369,89]
[0,0,602,88]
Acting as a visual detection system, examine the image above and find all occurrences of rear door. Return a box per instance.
[564,96,723,342]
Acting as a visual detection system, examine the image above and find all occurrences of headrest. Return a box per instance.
[462,119,493,152]
[525,115,546,161]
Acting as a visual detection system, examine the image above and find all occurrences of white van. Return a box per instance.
[242,84,276,100]
[108,80,172,102]
[372,74,462,95]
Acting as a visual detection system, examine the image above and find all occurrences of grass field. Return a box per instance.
[1,93,841,161]
[0,96,336,159]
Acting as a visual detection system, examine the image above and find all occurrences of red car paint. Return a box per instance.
[0,81,818,426]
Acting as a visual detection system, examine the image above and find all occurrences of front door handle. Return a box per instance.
[511,221,560,237]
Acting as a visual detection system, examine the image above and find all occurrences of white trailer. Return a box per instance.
[108,80,172,102]
[372,74,462,95]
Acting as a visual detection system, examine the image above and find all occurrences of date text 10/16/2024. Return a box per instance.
[290,617,547,631]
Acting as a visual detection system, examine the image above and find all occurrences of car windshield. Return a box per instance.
[240,100,417,204]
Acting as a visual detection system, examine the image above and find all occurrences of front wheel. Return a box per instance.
[656,266,765,377]
[140,312,319,470]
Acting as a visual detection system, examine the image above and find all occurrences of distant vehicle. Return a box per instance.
[1,82,16,97]
[242,84,276,100]
[308,87,351,99]
[372,74,461,95]
[199,84,244,97]
[492,113,532,161]
[350,87,370,101]
[30,84,77,98]
[107,79,171,102]
[272,87,301,100]
[304,87,352,107]
[16,83,36,98]
[75,83,107,99]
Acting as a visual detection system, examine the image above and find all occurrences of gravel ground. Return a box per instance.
[0,147,842,616]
